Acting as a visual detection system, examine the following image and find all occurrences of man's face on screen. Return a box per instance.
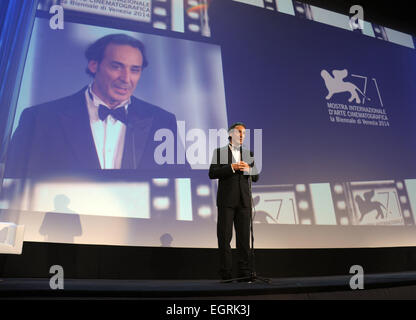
[88,43,143,107]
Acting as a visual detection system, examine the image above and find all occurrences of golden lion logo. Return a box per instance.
[321,69,370,104]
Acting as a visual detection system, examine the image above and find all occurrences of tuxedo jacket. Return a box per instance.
[209,145,259,208]
[5,87,179,177]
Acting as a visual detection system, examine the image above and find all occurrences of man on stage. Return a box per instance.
[209,122,259,281]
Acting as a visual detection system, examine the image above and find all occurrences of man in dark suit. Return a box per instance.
[209,122,259,281]
[5,34,179,177]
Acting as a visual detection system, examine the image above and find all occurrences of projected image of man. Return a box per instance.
[6,34,179,175]
[209,122,259,281]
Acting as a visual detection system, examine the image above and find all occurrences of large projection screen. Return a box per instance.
[1,0,416,249]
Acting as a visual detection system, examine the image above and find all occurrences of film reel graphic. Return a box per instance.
[250,184,315,225]
[184,0,211,37]
[151,176,216,223]
[330,180,414,226]
[371,23,389,41]
[263,0,277,11]
[191,176,216,222]
[150,178,176,221]
[152,0,172,30]
[292,0,313,20]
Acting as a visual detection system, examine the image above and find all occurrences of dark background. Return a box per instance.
[303,0,416,36]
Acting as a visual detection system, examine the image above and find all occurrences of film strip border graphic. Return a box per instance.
[37,0,211,37]
[36,0,415,45]
[233,0,416,49]
[129,176,416,226]
[152,176,215,223]
[183,0,211,37]
[215,179,414,226]
[152,0,172,31]
[263,0,277,11]
[250,183,315,225]
[136,177,214,222]
[153,0,211,36]
[0,177,214,223]
[330,180,415,226]
[1,176,415,227]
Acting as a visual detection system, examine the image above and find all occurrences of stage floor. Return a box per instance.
[1,272,416,299]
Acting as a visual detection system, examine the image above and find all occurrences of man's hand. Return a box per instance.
[239,161,250,172]
[232,161,250,172]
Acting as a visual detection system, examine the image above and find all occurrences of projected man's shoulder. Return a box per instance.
[129,96,175,120]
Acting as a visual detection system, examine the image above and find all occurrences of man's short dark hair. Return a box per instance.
[85,34,149,77]
[228,122,246,133]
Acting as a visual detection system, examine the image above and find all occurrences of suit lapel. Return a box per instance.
[242,148,254,165]
[59,88,101,169]
[229,146,236,164]
[241,148,246,163]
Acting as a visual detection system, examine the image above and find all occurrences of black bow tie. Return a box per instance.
[98,105,127,124]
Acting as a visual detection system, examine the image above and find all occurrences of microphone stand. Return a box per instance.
[243,174,270,283]
[221,159,270,284]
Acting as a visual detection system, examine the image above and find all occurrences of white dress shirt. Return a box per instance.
[85,86,130,169]
[229,143,241,173]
